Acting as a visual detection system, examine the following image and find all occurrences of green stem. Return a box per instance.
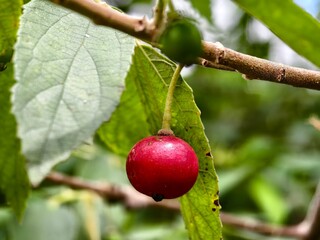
[153,0,167,29]
[168,0,175,12]
[160,64,184,133]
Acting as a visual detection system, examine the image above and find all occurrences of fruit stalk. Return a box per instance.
[152,0,167,29]
[160,63,184,134]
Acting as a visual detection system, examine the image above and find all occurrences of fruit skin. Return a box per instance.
[159,20,203,65]
[126,135,199,201]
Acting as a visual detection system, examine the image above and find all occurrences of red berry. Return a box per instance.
[126,135,199,201]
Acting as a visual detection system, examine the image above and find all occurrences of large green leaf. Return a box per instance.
[0,64,29,219]
[13,0,135,184]
[233,0,320,67]
[98,70,150,156]
[99,44,222,239]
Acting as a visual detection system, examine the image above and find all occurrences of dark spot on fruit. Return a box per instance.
[212,208,216,212]
[206,152,211,157]
[152,193,164,202]
[214,199,220,207]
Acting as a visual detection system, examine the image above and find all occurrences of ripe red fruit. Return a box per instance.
[126,135,199,201]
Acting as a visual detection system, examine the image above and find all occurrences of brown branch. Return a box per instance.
[45,172,320,239]
[220,212,305,238]
[51,0,155,41]
[198,58,235,72]
[300,182,320,240]
[50,0,320,91]
[45,171,180,211]
[202,42,320,90]
[309,116,320,131]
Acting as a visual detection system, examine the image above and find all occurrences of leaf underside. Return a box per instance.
[13,0,135,184]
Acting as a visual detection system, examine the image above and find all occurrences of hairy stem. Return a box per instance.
[152,0,167,29]
[160,64,184,133]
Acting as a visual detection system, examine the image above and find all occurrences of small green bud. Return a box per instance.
[159,20,203,65]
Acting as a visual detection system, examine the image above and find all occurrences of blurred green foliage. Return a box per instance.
[187,46,320,239]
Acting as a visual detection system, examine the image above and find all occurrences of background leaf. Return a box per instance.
[189,0,212,23]
[249,176,288,224]
[13,0,135,184]
[233,0,320,67]
[10,199,79,240]
[0,64,29,219]
[99,44,222,239]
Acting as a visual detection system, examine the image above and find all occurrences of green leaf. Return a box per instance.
[13,0,135,184]
[98,71,150,156]
[100,44,222,239]
[189,0,212,23]
[0,0,22,53]
[0,64,29,219]
[233,0,320,67]
[249,176,288,224]
[0,0,22,71]
[11,199,79,240]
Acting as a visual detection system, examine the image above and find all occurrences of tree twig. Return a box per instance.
[45,171,180,211]
[50,0,155,41]
[299,182,320,240]
[220,212,305,238]
[45,172,320,239]
[202,42,320,90]
[309,116,320,131]
[50,0,320,91]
